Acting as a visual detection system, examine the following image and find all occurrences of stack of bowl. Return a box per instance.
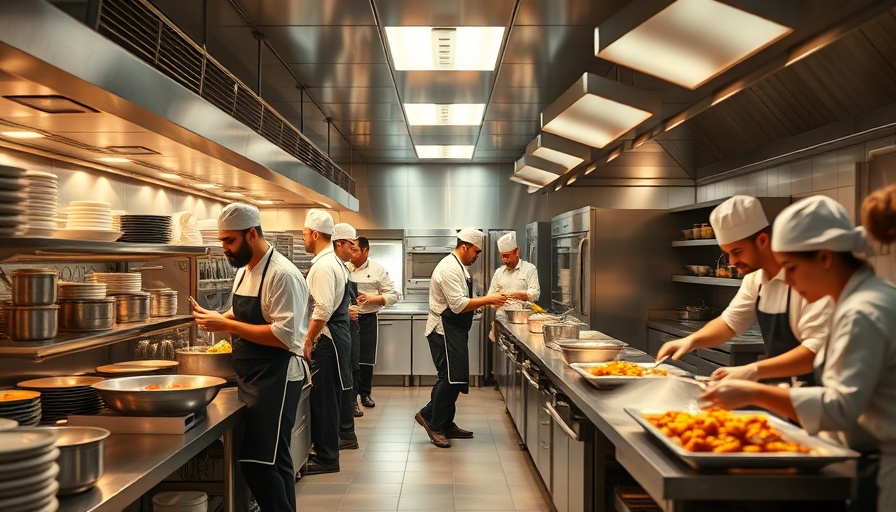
[58,282,114,332]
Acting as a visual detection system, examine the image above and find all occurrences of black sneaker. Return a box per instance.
[353,400,364,417]
[302,456,340,475]
[339,437,359,450]
[360,395,375,408]
[415,411,450,448]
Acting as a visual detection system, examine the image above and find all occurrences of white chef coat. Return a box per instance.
[306,245,348,341]
[790,268,896,508]
[229,245,309,380]
[486,259,540,302]
[347,258,399,315]
[719,268,831,352]
[425,253,471,336]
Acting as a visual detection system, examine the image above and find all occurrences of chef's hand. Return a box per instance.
[711,362,759,382]
[357,293,380,306]
[189,296,209,315]
[193,309,229,332]
[303,340,314,360]
[485,292,509,307]
[699,379,763,410]
[349,304,359,321]
[656,336,695,361]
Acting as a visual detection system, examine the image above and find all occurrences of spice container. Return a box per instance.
[701,223,714,239]
[691,224,702,239]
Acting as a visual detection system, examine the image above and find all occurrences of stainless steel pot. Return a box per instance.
[176,347,237,381]
[527,313,559,334]
[12,268,57,305]
[40,426,110,495]
[542,322,580,349]
[114,293,150,323]
[59,299,115,332]
[503,307,532,324]
[8,304,59,341]
[555,339,625,364]
[91,375,226,416]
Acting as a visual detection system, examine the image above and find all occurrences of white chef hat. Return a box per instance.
[217,203,260,231]
[772,195,867,253]
[457,227,485,250]
[304,209,334,235]
[332,222,356,241]
[710,195,769,245]
[497,232,517,253]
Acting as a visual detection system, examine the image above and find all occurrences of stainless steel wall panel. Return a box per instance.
[355,186,411,229]
[448,186,500,227]
[364,165,410,188]
[502,26,603,64]
[395,72,493,104]
[447,165,501,188]
[288,63,396,88]
[321,102,405,121]
[515,0,625,26]
[607,187,671,210]
[406,165,451,188]
[306,87,400,105]
[243,0,376,26]
[264,26,387,64]
[407,187,449,227]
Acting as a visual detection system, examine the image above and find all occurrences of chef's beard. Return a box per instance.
[225,237,253,268]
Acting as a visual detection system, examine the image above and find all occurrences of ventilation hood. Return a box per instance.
[0,0,358,211]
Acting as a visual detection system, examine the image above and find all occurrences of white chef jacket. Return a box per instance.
[486,259,540,302]
[347,258,399,315]
[229,245,309,380]
[790,268,896,509]
[306,245,348,341]
[719,268,831,352]
[425,253,471,336]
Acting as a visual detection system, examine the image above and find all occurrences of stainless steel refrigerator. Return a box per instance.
[525,221,551,310]
[551,206,676,349]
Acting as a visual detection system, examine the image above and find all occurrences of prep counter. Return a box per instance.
[58,387,246,512]
[495,313,855,510]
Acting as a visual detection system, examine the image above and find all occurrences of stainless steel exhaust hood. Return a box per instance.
[0,0,358,211]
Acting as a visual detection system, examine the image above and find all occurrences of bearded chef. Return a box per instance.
[486,231,540,302]
[191,203,308,512]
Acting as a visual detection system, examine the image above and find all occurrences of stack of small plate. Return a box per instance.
[96,359,179,377]
[17,377,105,424]
[57,282,108,300]
[58,201,121,242]
[20,170,59,238]
[0,166,26,238]
[87,272,142,295]
[146,288,178,317]
[118,214,173,243]
[0,429,60,512]
[0,390,42,427]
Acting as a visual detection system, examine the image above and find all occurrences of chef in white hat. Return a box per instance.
[331,223,364,444]
[702,195,896,511]
[191,203,309,511]
[301,209,353,475]
[486,231,540,303]
[415,228,508,448]
[657,195,832,385]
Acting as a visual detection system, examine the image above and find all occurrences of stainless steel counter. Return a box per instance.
[646,318,765,354]
[379,301,431,316]
[496,314,854,508]
[59,387,246,512]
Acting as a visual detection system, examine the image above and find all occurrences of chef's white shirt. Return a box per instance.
[486,259,540,302]
[230,245,309,381]
[307,245,348,341]
[425,253,471,336]
[719,268,831,352]
[347,258,399,315]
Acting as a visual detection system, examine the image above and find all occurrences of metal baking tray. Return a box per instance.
[626,408,860,469]
[569,362,686,389]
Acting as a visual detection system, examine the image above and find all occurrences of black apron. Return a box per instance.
[348,281,361,371]
[320,253,353,391]
[358,313,378,365]
[230,248,298,463]
[440,254,474,392]
[755,285,815,385]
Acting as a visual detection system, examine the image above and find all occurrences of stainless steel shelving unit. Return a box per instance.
[671,275,743,287]
[0,237,209,263]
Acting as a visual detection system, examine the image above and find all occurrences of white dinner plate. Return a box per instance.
[0,430,56,462]
[55,229,122,242]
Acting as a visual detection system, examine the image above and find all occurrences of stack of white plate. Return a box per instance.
[17,377,105,424]
[0,429,60,512]
[111,210,126,232]
[87,272,142,295]
[57,282,108,300]
[0,166,26,238]
[0,390,42,427]
[20,170,59,238]
[58,201,121,242]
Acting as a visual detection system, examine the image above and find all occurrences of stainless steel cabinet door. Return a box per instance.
[374,317,412,375]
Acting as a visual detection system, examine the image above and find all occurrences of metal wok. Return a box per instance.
[91,375,226,416]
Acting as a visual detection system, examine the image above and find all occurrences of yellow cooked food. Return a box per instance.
[206,340,232,354]
[144,383,192,390]
[643,410,811,453]
[586,361,668,377]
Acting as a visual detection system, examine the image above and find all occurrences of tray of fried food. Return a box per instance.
[625,408,859,469]
[569,361,685,388]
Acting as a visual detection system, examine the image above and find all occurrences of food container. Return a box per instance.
[153,491,209,512]
[691,224,702,239]
[542,322,580,349]
[700,223,714,239]
[92,375,226,416]
[502,307,532,324]
[12,268,57,305]
[685,265,714,277]
[555,339,626,364]
[114,293,150,323]
[42,426,111,495]
[149,290,178,318]
[176,347,237,381]
[8,304,59,340]
[527,313,558,334]
[678,305,720,320]
[681,229,693,240]
[59,299,115,332]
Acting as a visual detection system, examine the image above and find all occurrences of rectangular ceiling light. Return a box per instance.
[541,73,660,149]
[4,95,98,114]
[405,104,486,126]
[595,0,795,90]
[526,133,592,171]
[512,155,562,187]
[385,27,505,71]
[415,145,475,159]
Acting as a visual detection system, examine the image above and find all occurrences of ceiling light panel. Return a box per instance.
[415,145,475,159]
[526,133,591,171]
[595,0,794,90]
[385,27,505,71]
[405,104,486,126]
[0,131,44,139]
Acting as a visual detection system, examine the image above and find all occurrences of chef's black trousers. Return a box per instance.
[241,378,301,512]
[419,332,465,431]
[310,335,340,463]
[340,320,361,439]
[358,313,378,397]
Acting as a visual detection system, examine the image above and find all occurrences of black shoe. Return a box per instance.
[360,395,375,408]
[339,437,359,450]
[353,400,364,417]
[445,422,474,439]
[302,456,340,475]
[415,411,450,448]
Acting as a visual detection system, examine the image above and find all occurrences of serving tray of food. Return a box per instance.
[569,361,686,388]
[625,408,859,469]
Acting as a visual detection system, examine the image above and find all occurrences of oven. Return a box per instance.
[404,229,457,300]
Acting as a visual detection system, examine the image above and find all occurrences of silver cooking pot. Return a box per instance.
[59,299,115,332]
[12,268,57,305]
[542,322,580,350]
[176,347,237,381]
[8,304,59,341]
[40,426,111,495]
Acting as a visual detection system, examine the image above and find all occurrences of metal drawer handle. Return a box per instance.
[545,402,579,441]
[540,443,550,449]
[521,368,540,389]
[379,322,393,326]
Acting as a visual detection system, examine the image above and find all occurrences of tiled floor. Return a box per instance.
[295,386,554,511]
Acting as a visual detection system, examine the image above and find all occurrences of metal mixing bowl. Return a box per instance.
[39,426,110,495]
[542,322,580,349]
[176,347,237,381]
[502,307,532,324]
[91,375,226,416]
[555,339,625,364]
